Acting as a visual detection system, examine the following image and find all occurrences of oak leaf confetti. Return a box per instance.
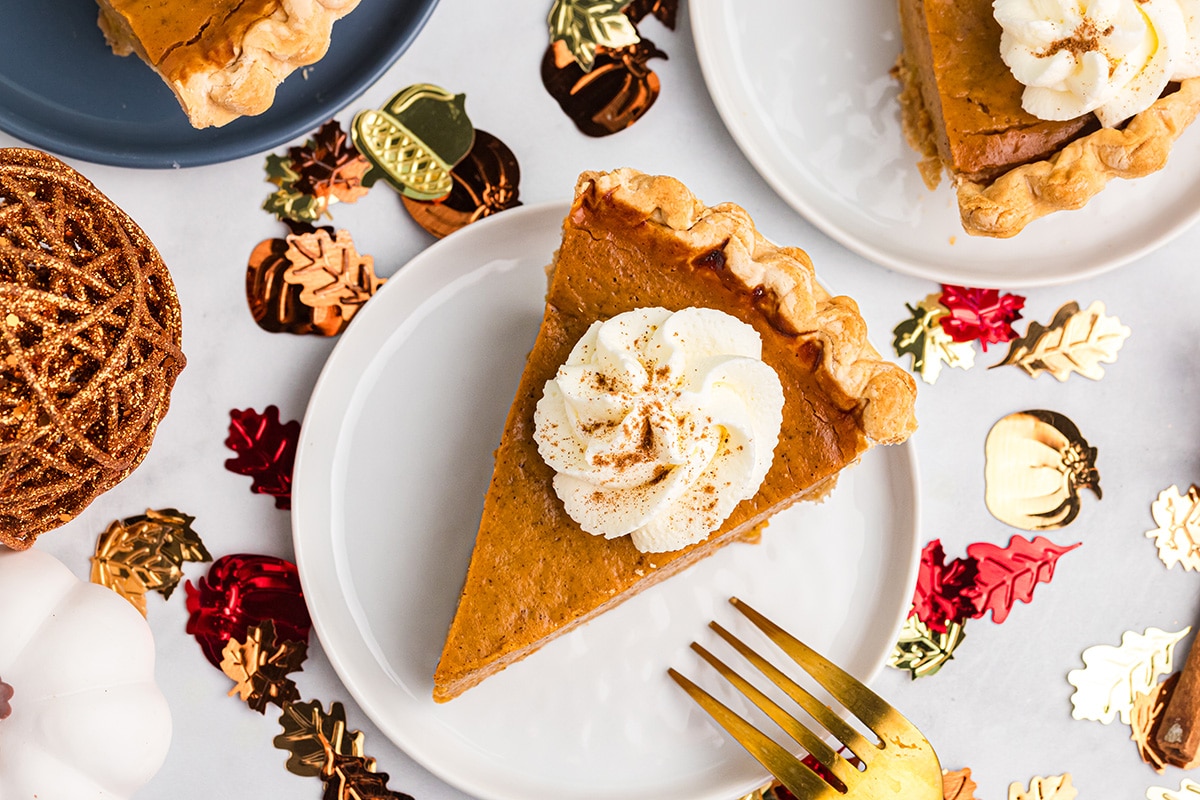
[893,294,976,384]
[323,755,416,800]
[938,284,1025,350]
[289,120,372,204]
[943,767,979,800]
[992,300,1130,381]
[965,535,1080,624]
[889,612,966,679]
[90,508,211,616]
[224,406,300,509]
[274,699,367,778]
[1147,485,1200,571]
[1008,773,1077,800]
[1149,779,1200,799]
[220,620,307,713]
[1068,626,1190,724]
[547,0,641,71]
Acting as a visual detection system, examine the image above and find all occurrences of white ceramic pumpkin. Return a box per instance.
[0,547,171,799]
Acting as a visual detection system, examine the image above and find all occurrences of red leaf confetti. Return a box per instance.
[938,285,1025,350]
[224,406,300,509]
[965,535,1080,624]
[185,554,312,667]
[911,539,978,633]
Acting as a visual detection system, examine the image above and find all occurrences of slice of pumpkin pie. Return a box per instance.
[432,169,917,703]
[95,0,362,128]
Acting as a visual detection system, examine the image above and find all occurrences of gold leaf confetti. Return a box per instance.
[892,293,976,384]
[1146,485,1200,571]
[220,620,307,714]
[547,0,641,72]
[992,300,1130,381]
[984,410,1100,531]
[1068,627,1190,724]
[889,613,967,679]
[90,508,211,616]
[274,700,366,779]
[1008,773,1077,800]
[1148,779,1200,800]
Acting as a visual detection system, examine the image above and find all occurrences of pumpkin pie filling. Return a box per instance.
[432,169,917,702]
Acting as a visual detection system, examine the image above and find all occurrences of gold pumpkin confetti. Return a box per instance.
[90,508,211,616]
[1146,485,1200,571]
[893,293,976,384]
[992,300,1130,381]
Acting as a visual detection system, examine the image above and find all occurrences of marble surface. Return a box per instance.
[9,1,1200,799]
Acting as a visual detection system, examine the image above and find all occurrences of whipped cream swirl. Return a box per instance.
[994,0,1200,127]
[532,307,784,554]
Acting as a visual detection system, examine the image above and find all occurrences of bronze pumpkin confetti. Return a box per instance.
[401,129,523,238]
[90,508,211,616]
[220,619,308,714]
[992,300,1130,381]
[984,410,1101,531]
[892,293,976,384]
[351,84,475,201]
[1146,485,1200,571]
[247,234,357,337]
[542,37,666,137]
[224,406,300,509]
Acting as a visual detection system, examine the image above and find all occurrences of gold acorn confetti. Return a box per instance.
[893,293,976,384]
[90,508,211,616]
[547,0,641,72]
[1067,626,1189,725]
[1007,774,1077,800]
[889,613,967,679]
[1149,779,1200,800]
[351,84,475,201]
[1147,485,1200,571]
[220,620,307,714]
[984,410,1100,531]
[992,300,1130,381]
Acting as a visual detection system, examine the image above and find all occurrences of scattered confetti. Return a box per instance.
[352,84,475,201]
[1131,673,1178,772]
[402,129,522,238]
[185,554,312,667]
[992,300,1130,381]
[938,284,1025,350]
[893,293,976,384]
[623,0,677,27]
[1068,626,1190,724]
[890,612,967,679]
[224,406,300,509]
[541,37,666,137]
[943,768,979,800]
[263,153,324,223]
[248,234,358,336]
[965,535,1080,624]
[547,0,641,72]
[984,410,1100,530]
[220,620,308,714]
[1008,773,1077,800]
[1147,485,1200,571]
[912,539,978,633]
[1149,779,1200,799]
[288,120,372,205]
[283,229,382,318]
[90,508,211,616]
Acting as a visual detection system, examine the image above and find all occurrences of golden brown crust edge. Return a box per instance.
[956,78,1200,238]
[98,0,362,129]
[577,169,918,446]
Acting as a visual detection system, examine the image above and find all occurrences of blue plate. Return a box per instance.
[0,0,438,168]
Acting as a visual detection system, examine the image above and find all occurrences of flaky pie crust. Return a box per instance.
[957,78,1200,238]
[97,0,361,129]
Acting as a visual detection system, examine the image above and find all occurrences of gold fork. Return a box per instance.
[669,597,942,799]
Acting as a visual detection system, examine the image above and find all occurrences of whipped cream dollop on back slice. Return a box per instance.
[533,307,785,554]
[994,0,1200,127]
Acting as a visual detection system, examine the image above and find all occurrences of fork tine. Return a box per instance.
[709,622,875,765]
[730,597,921,743]
[667,668,841,800]
[689,642,857,789]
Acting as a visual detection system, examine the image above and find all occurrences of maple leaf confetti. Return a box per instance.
[1008,773,1077,800]
[893,294,976,384]
[1068,626,1190,724]
[224,406,300,509]
[220,620,308,714]
[274,699,367,778]
[547,0,641,72]
[964,535,1080,624]
[938,284,1025,350]
[289,120,373,205]
[943,768,979,800]
[992,300,1130,381]
[889,611,966,679]
[912,539,978,632]
[1147,485,1200,571]
[323,754,416,800]
[90,508,211,616]
[283,229,383,317]
[1149,779,1200,799]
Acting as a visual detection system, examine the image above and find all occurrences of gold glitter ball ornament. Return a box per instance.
[0,149,185,550]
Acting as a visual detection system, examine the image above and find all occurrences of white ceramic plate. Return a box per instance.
[292,203,921,800]
[689,0,1200,288]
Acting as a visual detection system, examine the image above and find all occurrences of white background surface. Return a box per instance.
[12,1,1200,799]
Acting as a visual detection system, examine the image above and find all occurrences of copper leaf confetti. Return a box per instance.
[943,768,980,800]
[221,620,308,714]
[283,229,382,314]
[90,508,211,616]
[323,755,416,800]
[274,700,366,779]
